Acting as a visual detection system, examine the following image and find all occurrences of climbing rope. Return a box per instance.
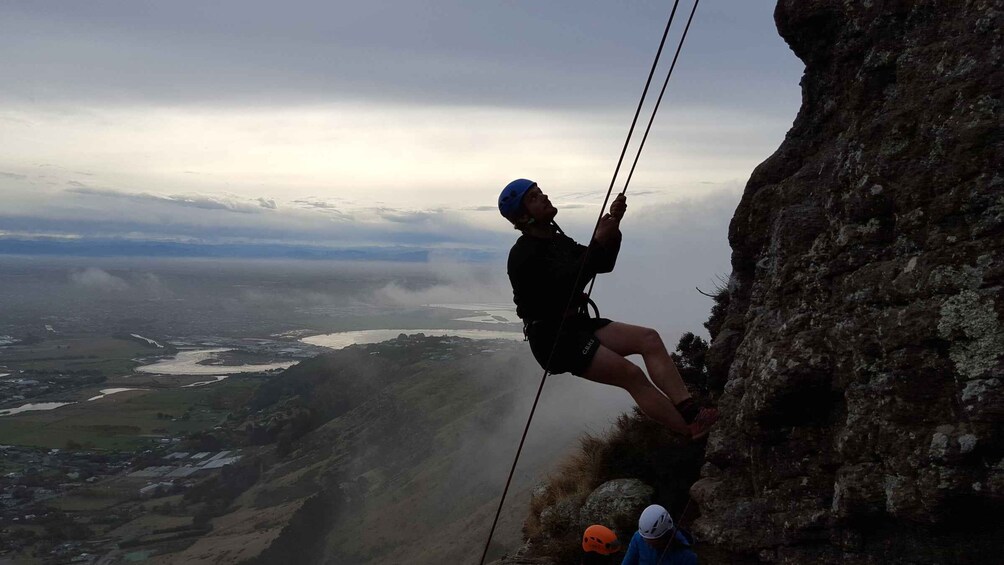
[477,2,701,563]
[586,0,700,298]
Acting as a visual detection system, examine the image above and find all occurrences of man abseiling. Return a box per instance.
[500,178,717,439]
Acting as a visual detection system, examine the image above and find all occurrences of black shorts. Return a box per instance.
[525,315,612,376]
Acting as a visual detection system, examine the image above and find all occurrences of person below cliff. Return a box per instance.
[500,178,718,439]
[621,504,696,565]
[581,524,622,564]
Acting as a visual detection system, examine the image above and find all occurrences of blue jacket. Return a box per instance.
[620,529,697,565]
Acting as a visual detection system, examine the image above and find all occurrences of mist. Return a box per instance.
[287,334,637,564]
[0,235,729,563]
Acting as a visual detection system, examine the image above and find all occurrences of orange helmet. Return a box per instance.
[582,524,620,555]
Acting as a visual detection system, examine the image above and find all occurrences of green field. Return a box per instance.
[0,335,161,376]
[0,378,259,450]
[0,334,265,450]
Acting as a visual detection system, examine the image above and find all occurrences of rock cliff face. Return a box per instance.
[696,1,1003,563]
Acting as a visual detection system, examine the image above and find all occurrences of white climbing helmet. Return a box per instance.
[638,504,674,539]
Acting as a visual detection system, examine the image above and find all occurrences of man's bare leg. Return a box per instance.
[580,344,689,435]
[594,322,692,403]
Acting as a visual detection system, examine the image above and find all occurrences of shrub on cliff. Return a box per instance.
[671,332,709,393]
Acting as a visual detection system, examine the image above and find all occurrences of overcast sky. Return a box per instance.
[0,1,802,260]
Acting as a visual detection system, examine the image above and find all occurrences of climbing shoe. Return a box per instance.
[688,407,719,441]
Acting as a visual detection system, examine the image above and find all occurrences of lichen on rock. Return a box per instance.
[938,290,1004,380]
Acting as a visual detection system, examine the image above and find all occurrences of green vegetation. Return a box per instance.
[671,332,710,393]
[0,335,158,376]
[0,379,260,450]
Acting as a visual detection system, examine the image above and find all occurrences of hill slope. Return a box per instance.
[149,335,631,564]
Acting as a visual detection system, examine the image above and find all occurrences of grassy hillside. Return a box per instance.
[148,335,627,564]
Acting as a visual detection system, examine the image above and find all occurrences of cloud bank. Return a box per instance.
[69,267,131,292]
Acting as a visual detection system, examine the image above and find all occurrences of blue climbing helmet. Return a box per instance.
[498,178,536,222]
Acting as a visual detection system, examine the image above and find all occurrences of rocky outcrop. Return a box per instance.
[697,1,1004,563]
[520,413,703,563]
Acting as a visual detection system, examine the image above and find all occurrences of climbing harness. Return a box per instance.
[522,291,600,340]
[478,1,701,563]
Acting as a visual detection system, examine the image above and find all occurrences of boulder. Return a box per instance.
[578,478,654,539]
[537,497,581,538]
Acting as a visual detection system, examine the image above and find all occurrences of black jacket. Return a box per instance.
[507,227,621,322]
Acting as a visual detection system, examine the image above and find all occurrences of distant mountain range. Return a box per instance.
[0,237,497,262]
